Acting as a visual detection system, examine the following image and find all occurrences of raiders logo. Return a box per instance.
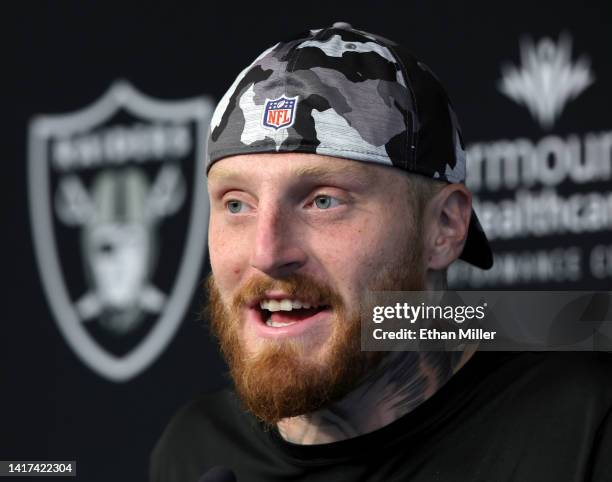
[28,81,214,382]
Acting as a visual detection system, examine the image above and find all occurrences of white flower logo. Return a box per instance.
[498,33,595,130]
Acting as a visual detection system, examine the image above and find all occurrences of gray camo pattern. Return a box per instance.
[206,27,466,184]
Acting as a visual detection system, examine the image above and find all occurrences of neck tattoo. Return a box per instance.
[276,349,475,445]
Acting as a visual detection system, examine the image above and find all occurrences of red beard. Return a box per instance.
[206,237,425,425]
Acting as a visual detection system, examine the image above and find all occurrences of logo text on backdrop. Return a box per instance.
[29,82,213,382]
[450,33,612,289]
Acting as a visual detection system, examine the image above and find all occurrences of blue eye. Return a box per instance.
[226,200,244,213]
[313,195,339,209]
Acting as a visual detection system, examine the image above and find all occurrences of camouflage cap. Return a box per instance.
[206,22,493,270]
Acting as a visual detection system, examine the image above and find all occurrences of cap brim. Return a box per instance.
[459,209,493,269]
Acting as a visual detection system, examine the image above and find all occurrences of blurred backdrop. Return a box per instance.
[3,1,611,481]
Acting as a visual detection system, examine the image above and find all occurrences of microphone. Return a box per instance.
[197,466,237,482]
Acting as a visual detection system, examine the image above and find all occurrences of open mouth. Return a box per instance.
[257,298,330,327]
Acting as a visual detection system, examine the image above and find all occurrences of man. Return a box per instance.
[151,23,612,482]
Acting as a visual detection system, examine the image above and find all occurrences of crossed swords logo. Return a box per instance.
[55,164,186,333]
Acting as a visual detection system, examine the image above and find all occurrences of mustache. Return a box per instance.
[204,271,374,425]
[227,273,345,311]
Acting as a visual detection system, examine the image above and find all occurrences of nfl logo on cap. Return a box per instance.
[262,95,298,130]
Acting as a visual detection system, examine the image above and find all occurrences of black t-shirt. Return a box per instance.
[150,352,612,482]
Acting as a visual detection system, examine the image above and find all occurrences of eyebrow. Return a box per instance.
[293,164,375,183]
[208,162,377,186]
[207,167,245,183]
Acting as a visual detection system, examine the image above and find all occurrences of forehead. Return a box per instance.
[207,152,395,185]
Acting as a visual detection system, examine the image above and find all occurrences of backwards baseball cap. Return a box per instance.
[206,22,493,270]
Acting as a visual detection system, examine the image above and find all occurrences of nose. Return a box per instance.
[250,203,307,278]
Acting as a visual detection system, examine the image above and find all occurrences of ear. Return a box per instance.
[423,184,472,270]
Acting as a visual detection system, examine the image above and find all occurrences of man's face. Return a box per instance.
[207,153,426,424]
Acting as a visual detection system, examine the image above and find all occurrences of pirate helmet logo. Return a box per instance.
[29,81,214,382]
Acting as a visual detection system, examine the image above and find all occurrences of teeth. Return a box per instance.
[259,298,320,312]
[266,319,297,327]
